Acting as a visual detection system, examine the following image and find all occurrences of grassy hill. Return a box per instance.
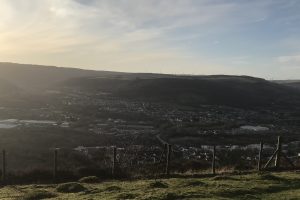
[275,80,300,90]
[0,62,170,91]
[1,62,299,108]
[288,82,300,90]
[0,79,20,96]
[1,171,300,200]
[61,76,300,108]
[0,62,123,91]
[117,76,300,107]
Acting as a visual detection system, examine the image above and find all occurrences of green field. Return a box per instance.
[1,171,300,200]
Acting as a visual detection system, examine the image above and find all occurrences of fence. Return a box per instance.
[1,135,299,184]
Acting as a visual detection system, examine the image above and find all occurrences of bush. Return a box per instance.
[79,176,100,183]
[75,167,111,179]
[56,182,86,193]
[7,169,53,185]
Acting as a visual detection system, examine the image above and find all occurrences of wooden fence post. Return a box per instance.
[264,149,279,169]
[258,142,263,171]
[165,144,171,175]
[2,150,6,183]
[212,145,216,175]
[112,146,117,177]
[275,136,282,168]
[53,149,58,181]
[164,143,168,154]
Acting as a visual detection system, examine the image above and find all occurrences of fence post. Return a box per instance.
[258,142,263,171]
[264,149,279,169]
[2,150,6,183]
[53,149,58,182]
[112,146,117,177]
[212,145,216,175]
[275,136,282,168]
[164,143,168,155]
[165,144,171,175]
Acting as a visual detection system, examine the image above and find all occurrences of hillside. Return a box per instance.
[117,76,300,107]
[0,62,170,91]
[0,79,20,96]
[1,62,299,108]
[1,172,300,200]
[0,62,123,91]
[275,80,300,90]
[61,76,300,108]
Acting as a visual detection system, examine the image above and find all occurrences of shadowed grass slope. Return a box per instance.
[0,171,300,199]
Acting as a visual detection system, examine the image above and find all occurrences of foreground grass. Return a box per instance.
[1,171,300,200]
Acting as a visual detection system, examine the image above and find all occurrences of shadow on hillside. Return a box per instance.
[214,177,300,198]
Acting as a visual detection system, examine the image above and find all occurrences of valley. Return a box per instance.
[0,63,299,177]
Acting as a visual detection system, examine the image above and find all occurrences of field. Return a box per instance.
[1,171,300,200]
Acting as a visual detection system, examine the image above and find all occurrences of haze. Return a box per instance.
[0,0,300,79]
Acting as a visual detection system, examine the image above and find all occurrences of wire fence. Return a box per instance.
[0,135,300,184]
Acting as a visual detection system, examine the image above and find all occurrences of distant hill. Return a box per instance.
[1,62,299,108]
[0,62,172,91]
[60,76,300,108]
[274,80,300,90]
[0,79,20,95]
[0,62,125,91]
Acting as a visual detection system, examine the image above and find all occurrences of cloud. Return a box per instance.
[278,55,300,63]
[230,56,250,65]
[278,54,300,66]
[0,0,299,79]
[0,0,239,69]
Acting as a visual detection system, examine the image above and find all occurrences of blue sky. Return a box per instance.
[0,0,299,79]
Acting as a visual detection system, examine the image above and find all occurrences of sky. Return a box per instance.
[0,0,300,79]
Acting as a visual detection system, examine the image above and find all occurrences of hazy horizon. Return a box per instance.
[0,61,299,81]
[0,0,300,79]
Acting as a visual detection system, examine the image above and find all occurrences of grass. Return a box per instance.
[18,190,57,200]
[149,181,168,188]
[1,171,300,200]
